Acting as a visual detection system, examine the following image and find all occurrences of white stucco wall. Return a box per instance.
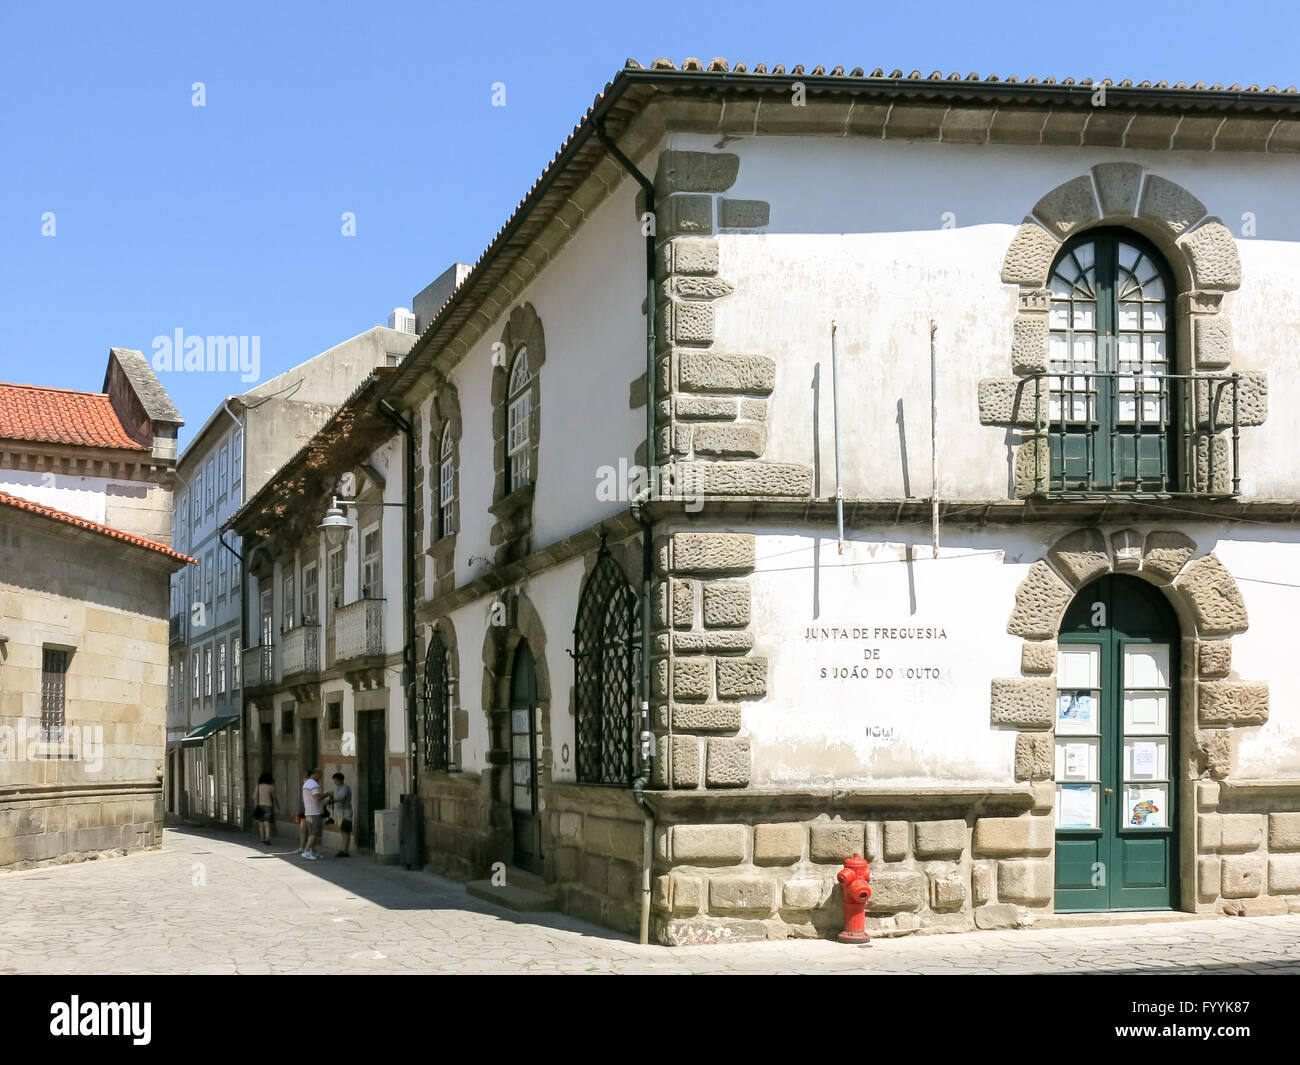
[740,522,1300,788]
[686,133,1300,500]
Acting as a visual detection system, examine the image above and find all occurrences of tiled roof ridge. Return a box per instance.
[623,58,1299,93]
[0,489,196,564]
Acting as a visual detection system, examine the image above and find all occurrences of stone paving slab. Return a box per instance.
[0,827,1298,974]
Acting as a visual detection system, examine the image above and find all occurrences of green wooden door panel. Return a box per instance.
[1055,575,1179,912]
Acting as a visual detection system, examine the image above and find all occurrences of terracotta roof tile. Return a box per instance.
[0,490,195,564]
[0,383,147,451]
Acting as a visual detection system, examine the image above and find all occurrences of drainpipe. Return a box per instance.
[597,117,657,946]
[377,397,419,820]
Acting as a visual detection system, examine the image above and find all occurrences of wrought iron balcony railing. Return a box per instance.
[281,624,321,678]
[242,643,275,689]
[1027,371,1241,497]
[169,613,186,646]
[334,598,384,662]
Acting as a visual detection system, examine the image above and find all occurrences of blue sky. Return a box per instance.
[1,0,1295,446]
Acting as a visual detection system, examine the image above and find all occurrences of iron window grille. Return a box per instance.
[572,545,641,786]
[40,647,69,748]
[422,630,452,770]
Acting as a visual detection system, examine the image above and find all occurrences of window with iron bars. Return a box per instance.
[422,629,452,770]
[573,547,640,786]
[41,647,69,747]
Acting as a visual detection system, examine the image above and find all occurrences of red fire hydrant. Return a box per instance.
[836,853,872,944]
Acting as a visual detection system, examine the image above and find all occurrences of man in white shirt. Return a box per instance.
[301,768,324,860]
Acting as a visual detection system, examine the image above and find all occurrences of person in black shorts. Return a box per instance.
[327,772,353,857]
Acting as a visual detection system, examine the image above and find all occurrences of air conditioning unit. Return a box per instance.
[388,307,416,334]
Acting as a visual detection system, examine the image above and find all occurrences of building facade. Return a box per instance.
[166,326,417,826]
[228,370,412,853]
[1,351,189,869]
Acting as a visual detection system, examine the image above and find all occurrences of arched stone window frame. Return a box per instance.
[421,619,460,772]
[982,164,1268,498]
[489,303,545,564]
[426,382,462,601]
[572,539,642,786]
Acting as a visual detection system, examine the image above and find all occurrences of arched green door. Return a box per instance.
[1055,575,1180,911]
[509,640,543,874]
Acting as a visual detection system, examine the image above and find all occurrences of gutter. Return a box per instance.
[596,117,657,947]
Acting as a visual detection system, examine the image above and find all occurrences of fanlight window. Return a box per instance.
[438,422,455,538]
[573,548,640,786]
[506,347,532,492]
[422,629,451,771]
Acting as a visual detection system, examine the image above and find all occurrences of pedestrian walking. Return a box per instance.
[300,768,324,860]
[253,771,277,844]
[326,772,353,857]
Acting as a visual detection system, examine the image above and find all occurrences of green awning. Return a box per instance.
[181,714,240,748]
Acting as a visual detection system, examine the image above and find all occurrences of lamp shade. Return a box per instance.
[319,502,350,548]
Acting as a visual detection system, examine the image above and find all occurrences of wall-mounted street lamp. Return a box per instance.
[318,495,406,549]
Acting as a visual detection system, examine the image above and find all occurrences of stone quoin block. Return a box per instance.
[659,299,715,347]
[1194,370,1268,429]
[677,351,776,395]
[866,871,926,913]
[1175,554,1250,636]
[972,862,994,906]
[1014,732,1053,781]
[705,736,751,788]
[715,657,767,699]
[659,237,720,277]
[997,859,1053,905]
[753,823,805,864]
[913,819,967,860]
[1011,314,1050,374]
[665,532,755,575]
[668,703,743,731]
[717,198,771,229]
[1137,174,1207,236]
[1221,855,1265,898]
[1033,174,1100,238]
[1198,681,1268,726]
[1268,855,1300,895]
[669,460,813,498]
[654,150,740,197]
[668,275,736,300]
[809,821,865,862]
[673,658,713,701]
[1178,219,1243,291]
[708,876,776,914]
[1020,641,1056,675]
[1269,813,1300,852]
[990,677,1055,729]
[977,377,1048,427]
[671,824,747,864]
[673,631,755,653]
[930,873,968,912]
[1091,162,1143,217]
[1193,433,1232,495]
[739,398,767,420]
[674,396,737,420]
[1198,731,1232,779]
[657,194,713,238]
[1007,561,1074,639]
[1142,531,1197,584]
[1001,219,1060,286]
[668,874,703,913]
[973,816,1053,857]
[692,422,766,457]
[702,581,751,629]
[1199,813,1222,851]
[662,735,699,789]
[669,578,693,630]
[974,904,1021,930]
[1048,528,1111,588]
[882,821,909,862]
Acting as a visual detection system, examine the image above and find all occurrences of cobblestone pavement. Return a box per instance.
[2,826,1299,974]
